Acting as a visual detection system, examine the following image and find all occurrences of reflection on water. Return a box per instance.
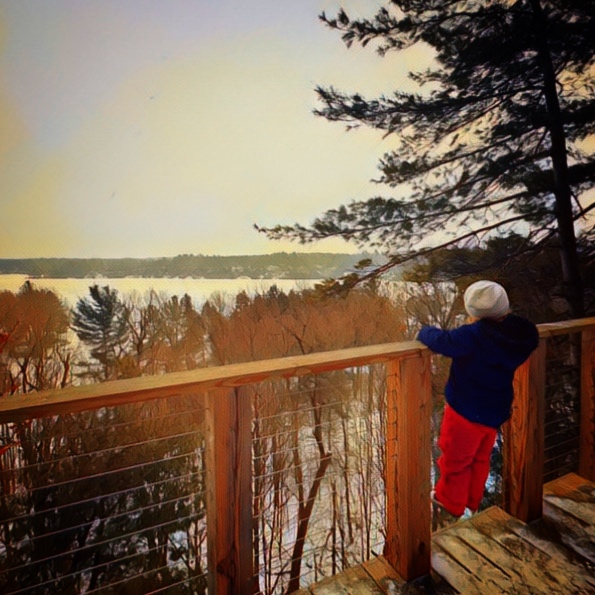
[0,275,318,307]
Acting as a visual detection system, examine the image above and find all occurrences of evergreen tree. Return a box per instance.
[72,285,128,380]
[258,0,594,317]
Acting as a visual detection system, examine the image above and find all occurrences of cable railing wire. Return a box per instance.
[1,322,592,594]
[250,368,387,594]
[0,427,199,482]
[0,469,200,528]
[0,491,201,574]
[1,395,207,595]
[0,403,202,448]
[0,447,199,509]
[7,526,207,595]
[88,572,207,595]
[2,506,204,580]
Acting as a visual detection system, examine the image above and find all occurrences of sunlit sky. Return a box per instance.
[0,0,435,259]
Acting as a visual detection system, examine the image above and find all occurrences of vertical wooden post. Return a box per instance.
[503,339,546,522]
[205,387,255,595]
[579,329,595,481]
[384,350,432,581]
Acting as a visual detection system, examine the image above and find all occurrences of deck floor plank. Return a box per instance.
[432,530,516,593]
[361,556,409,594]
[296,473,595,594]
[309,564,385,595]
[447,515,554,594]
[542,472,595,565]
[502,510,595,590]
[430,542,486,595]
[469,506,594,594]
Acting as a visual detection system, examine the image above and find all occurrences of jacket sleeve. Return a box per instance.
[417,324,477,358]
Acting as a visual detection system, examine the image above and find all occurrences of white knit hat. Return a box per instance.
[464,280,510,319]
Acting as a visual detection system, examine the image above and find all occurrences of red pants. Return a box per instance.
[435,405,498,517]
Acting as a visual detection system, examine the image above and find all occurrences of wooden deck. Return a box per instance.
[295,473,595,594]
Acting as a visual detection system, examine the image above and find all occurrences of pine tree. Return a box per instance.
[72,285,128,380]
[258,0,594,317]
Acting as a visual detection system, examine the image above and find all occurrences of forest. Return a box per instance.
[0,278,410,391]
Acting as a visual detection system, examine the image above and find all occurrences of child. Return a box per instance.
[417,280,539,517]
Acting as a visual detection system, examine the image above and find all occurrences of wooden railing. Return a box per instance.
[0,316,594,594]
[504,318,595,522]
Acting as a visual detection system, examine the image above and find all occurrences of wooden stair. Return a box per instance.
[295,473,595,594]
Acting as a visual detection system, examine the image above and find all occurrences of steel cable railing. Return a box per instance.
[0,395,208,595]
[542,334,584,483]
[250,371,386,593]
[0,318,593,593]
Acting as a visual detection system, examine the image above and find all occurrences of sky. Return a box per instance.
[0,0,433,259]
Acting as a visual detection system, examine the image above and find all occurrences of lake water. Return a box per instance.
[0,275,319,308]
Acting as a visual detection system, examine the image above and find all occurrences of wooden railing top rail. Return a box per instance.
[0,340,424,422]
[1,316,594,424]
[537,316,595,337]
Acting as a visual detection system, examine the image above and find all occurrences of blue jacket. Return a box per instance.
[417,314,539,428]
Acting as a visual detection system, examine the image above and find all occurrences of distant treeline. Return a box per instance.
[0,252,391,280]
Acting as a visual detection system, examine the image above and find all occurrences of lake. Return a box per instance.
[0,275,319,307]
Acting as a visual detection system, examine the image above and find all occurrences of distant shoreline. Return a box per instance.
[0,252,390,281]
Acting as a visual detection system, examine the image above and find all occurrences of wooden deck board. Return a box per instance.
[498,507,595,590]
[430,543,486,595]
[432,529,516,593]
[294,556,417,595]
[296,473,595,594]
[445,513,552,594]
[542,472,595,565]
[309,564,384,594]
[434,474,595,594]
[469,506,594,593]
[361,556,407,594]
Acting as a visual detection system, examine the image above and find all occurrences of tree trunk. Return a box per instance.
[529,0,584,318]
[286,453,331,594]
[286,384,331,594]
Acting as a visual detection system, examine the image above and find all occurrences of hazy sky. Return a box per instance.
[0,0,435,259]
